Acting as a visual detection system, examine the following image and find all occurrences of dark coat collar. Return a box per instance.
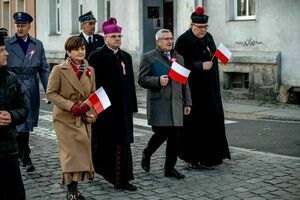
[0,67,9,78]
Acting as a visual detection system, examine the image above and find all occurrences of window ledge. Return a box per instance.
[229,51,281,64]
[48,33,61,36]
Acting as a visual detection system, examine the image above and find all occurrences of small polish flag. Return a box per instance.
[168,61,190,84]
[214,43,232,65]
[88,87,111,115]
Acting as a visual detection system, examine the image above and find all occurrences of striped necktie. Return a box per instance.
[165,52,171,60]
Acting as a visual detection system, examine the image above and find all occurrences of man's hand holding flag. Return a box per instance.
[168,61,191,84]
[213,43,232,65]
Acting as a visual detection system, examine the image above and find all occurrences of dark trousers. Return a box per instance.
[144,126,179,172]
[16,132,31,164]
[0,156,26,200]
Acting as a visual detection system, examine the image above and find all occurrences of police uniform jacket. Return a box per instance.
[5,34,50,132]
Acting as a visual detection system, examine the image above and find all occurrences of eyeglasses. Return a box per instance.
[192,24,209,29]
[159,37,173,41]
[106,35,123,39]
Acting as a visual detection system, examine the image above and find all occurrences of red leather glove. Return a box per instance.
[71,103,83,117]
[81,103,90,114]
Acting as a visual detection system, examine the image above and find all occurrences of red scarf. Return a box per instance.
[69,59,83,79]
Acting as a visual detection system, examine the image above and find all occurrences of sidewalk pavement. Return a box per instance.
[136,87,300,122]
[21,88,300,199]
[223,100,300,122]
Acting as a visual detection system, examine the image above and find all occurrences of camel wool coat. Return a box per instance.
[46,60,95,173]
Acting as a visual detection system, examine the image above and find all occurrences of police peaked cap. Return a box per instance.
[79,11,97,23]
[13,12,33,24]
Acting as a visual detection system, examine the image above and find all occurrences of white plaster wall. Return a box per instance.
[174,0,196,39]
[110,0,141,53]
[206,0,300,86]
[36,0,199,57]
[36,0,100,53]
[36,0,69,52]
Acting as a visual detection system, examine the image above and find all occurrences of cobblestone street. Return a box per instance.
[20,110,300,200]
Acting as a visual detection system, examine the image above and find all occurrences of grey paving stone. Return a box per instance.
[233,187,249,192]
[17,112,300,199]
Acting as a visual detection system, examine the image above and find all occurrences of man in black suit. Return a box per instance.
[65,11,104,59]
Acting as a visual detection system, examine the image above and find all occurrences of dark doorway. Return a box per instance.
[142,0,174,53]
[163,1,173,33]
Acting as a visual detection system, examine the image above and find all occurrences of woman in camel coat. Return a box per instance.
[46,36,96,200]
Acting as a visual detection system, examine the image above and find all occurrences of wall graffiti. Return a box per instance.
[234,37,263,47]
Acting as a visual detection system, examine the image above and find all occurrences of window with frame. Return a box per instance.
[71,0,83,34]
[49,0,61,34]
[234,0,256,20]
[96,0,107,33]
[105,0,111,20]
[16,0,25,12]
[2,1,10,35]
[56,0,61,32]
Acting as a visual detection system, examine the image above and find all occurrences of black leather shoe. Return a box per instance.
[26,161,35,172]
[141,151,150,172]
[76,191,86,200]
[165,169,185,179]
[115,183,137,191]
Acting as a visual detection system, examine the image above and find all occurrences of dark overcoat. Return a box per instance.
[0,67,28,200]
[5,34,49,132]
[175,29,231,165]
[0,67,29,158]
[88,45,138,145]
[88,45,138,181]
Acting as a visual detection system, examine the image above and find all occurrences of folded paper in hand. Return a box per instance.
[151,59,170,76]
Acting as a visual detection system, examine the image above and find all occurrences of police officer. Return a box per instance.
[79,11,104,58]
[65,11,104,60]
[5,12,50,172]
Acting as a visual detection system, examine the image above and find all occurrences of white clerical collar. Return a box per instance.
[106,44,119,54]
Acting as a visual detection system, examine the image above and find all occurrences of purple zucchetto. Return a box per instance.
[102,17,122,35]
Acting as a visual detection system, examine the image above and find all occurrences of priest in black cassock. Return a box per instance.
[88,17,138,191]
[175,7,231,168]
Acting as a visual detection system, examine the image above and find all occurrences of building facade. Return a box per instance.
[0,0,36,36]
[206,0,300,103]
[1,0,299,103]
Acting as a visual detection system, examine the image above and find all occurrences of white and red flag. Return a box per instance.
[214,43,232,65]
[88,87,111,115]
[168,61,190,84]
